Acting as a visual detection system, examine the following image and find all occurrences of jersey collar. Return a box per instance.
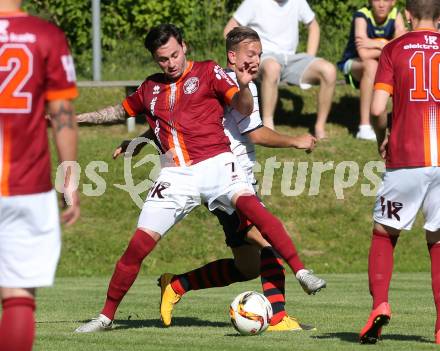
[174,61,194,84]
[0,10,27,17]
[414,27,438,32]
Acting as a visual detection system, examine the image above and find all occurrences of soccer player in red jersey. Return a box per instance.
[0,0,80,350]
[75,23,325,333]
[359,0,440,344]
[113,27,322,332]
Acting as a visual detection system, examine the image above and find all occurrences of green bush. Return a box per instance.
[24,0,241,77]
[24,0,406,79]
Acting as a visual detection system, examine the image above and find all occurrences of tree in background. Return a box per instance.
[24,0,405,79]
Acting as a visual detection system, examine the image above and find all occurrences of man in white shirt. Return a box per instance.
[224,0,337,139]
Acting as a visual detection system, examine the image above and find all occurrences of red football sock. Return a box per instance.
[429,242,440,333]
[101,229,157,320]
[368,229,398,309]
[260,247,287,325]
[0,297,35,351]
[235,195,304,274]
[171,259,248,296]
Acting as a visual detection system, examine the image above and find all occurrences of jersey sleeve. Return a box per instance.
[233,0,256,25]
[209,61,239,105]
[298,0,315,25]
[122,82,147,116]
[374,45,394,95]
[45,25,78,101]
[236,81,262,134]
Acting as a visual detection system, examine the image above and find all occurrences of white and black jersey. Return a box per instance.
[223,69,263,184]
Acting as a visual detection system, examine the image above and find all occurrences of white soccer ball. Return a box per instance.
[229,291,273,336]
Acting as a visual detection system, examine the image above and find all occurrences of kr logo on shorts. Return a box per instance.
[148,181,170,199]
[226,161,238,181]
[381,196,403,221]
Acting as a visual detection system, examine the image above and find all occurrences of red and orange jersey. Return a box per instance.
[375,29,440,168]
[0,11,78,196]
[123,60,239,166]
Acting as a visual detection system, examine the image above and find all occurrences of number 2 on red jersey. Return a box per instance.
[0,43,32,113]
[410,51,440,101]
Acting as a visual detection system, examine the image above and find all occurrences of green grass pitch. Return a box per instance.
[36,273,437,350]
[27,85,436,349]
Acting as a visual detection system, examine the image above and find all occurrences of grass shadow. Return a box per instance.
[113,317,230,330]
[313,332,432,344]
[329,95,361,136]
[276,88,314,133]
[312,331,358,343]
[224,333,257,337]
[382,334,432,343]
[37,320,88,324]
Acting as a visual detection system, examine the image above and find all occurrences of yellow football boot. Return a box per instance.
[267,315,316,332]
[158,273,182,327]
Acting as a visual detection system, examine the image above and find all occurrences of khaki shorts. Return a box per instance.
[260,52,318,89]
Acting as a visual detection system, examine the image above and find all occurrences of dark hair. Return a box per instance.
[144,24,184,55]
[225,26,261,52]
[406,0,440,21]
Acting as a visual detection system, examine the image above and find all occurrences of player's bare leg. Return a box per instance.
[301,59,336,140]
[0,287,36,351]
[426,229,440,344]
[260,58,281,130]
[359,223,400,344]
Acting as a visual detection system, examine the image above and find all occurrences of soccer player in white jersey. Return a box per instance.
[114,27,323,332]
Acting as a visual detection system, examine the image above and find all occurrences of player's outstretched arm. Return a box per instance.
[77,103,127,124]
[48,99,80,226]
[248,126,316,151]
[113,129,155,159]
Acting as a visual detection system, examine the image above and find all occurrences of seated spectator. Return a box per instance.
[224,0,336,140]
[337,0,406,140]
